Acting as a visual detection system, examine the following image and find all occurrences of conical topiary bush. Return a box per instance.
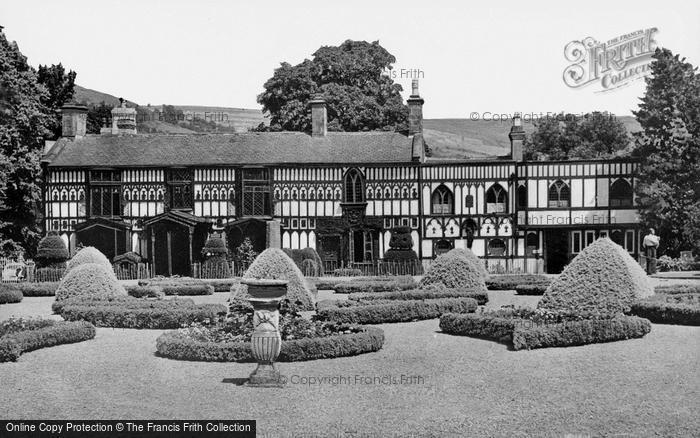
[201,235,230,278]
[230,248,315,311]
[538,237,653,313]
[67,246,113,273]
[55,262,126,302]
[420,247,487,292]
[35,232,69,269]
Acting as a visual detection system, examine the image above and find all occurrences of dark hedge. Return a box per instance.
[486,274,551,291]
[333,277,417,294]
[160,284,214,296]
[0,321,96,362]
[515,284,548,295]
[0,285,23,304]
[17,282,59,297]
[629,293,700,325]
[316,297,478,324]
[348,287,489,305]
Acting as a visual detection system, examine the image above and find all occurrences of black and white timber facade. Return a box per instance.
[41,81,640,275]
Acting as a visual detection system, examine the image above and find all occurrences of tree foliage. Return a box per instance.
[36,63,76,139]
[0,29,52,257]
[633,48,700,256]
[524,112,630,159]
[256,40,408,133]
[86,102,113,134]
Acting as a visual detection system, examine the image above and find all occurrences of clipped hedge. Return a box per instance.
[316,297,478,324]
[17,282,59,297]
[0,285,23,304]
[67,246,113,273]
[654,284,700,295]
[155,326,384,362]
[348,287,489,305]
[629,293,700,325]
[35,233,69,268]
[204,279,239,293]
[0,321,96,362]
[55,263,126,302]
[487,274,551,291]
[126,286,164,299]
[539,238,653,313]
[420,248,487,292]
[515,284,548,295]
[334,276,418,294]
[439,312,652,350]
[160,284,214,296]
[57,298,227,329]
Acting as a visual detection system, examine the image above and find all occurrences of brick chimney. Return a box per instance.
[509,113,525,162]
[309,94,327,137]
[111,98,137,134]
[60,103,88,138]
[407,79,424,136]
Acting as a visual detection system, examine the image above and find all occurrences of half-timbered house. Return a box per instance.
[41,81,640,275]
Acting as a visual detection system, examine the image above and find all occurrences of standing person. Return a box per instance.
[642,228,660,275]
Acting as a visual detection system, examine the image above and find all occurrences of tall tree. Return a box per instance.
[0,29,52,257]
[633,48,700,257]
[36,63,76,139]
[524,112,629,159]
[256,40,408,133]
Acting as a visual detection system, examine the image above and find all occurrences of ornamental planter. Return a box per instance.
[242,278,288,387]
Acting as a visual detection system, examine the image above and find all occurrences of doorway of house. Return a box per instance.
[544,229,569,274]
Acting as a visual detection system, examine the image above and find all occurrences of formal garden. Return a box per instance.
[0,236,698,436]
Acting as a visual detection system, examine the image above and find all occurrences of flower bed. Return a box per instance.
[333,276,418,294]
[439,308,652,350]
[486,274,551,291]
[16,282,60,297]
[348,287,489,305]
[155,324,384,362]
[654,284,700,295]
[0,285,23,304]
[629,293,700,326]
[316,297,478,325]
[515,284,548,295]
[54,296,227,329]
[0,318,96,362]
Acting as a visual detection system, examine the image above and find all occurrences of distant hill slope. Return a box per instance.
[73,85,137,107]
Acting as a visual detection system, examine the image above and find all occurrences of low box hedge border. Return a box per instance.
[348,288,489,305]
[654,284,700,295]
[160,284,214,296]
[514,284,548,295]
[126,286,164,299]
[333,278,418,294]
[0,288,23,304]
[0,321,96,362]
[486,274,551,291]
[16,282,60,297]
[155,326,385,362]
[316,297,478,325]
[439,312,651,350]
[629,294,700,326]
[203,279,240,293]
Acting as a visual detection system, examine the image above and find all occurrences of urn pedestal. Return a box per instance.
[242,278,288,388]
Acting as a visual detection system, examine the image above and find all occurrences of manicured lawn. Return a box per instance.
[0,285,698,436]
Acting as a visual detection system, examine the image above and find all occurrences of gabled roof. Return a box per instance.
[44,131,418,168]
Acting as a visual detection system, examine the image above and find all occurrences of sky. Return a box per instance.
[1,0,698,118]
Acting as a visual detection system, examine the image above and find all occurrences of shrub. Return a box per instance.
[57,297,227,329]
[156,326,384,362]
[35,233,69,268]
[0,320,96,362]
[348,285,489,305]
[439,311,652,350]
[316,297,478,324]
[654,284,700,295]
[283,248,325,277]
[231,248,315,311]
[126,286,164,299]
[629,294,700,325]
[0,285,23,304]
[67,246,113,273]
[300,259,319,277]
[204,279,239,292]
[160,284,214,296]
[55,263,126,302]
[334,276,418,294]
[17,282,59,297]
[515,284,548,295]
[383,227,418,261]
[420,248,488,293]
[486,274,551,291]
[539,238,653,314]
[201,235,228,257]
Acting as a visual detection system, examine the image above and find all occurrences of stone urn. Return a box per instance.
[243,278,288,387]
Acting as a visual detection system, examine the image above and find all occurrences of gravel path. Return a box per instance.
[0,288,698,436]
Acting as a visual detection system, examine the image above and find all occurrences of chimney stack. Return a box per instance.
[60,103,88,138]
[509,113,525,162]
[309,94,327,137]
[111,98,137,134]
[407,79,424,136]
